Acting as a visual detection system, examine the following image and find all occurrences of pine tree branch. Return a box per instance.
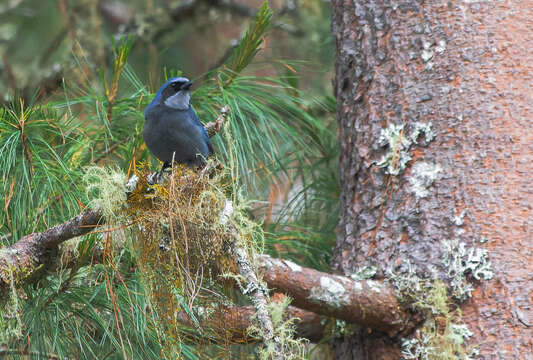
[228,226,282,358]
[204,105,230,137]
[177,302,326,343]
[256,255,421,337]
[0,206,419,337]
[0,210,103,293]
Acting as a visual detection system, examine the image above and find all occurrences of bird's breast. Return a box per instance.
[143,106,209,165]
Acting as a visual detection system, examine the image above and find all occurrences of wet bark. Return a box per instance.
[331,0,532,358]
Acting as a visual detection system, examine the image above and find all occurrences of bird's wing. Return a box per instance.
[189,106,214,156]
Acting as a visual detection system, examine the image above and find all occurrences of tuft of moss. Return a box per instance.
[0,266,24,344]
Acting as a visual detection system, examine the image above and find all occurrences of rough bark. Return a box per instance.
[332,0,532,358]
[257,255,418,336]
[0,210,103,293]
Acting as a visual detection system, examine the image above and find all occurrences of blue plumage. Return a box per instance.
[143,77,213,167]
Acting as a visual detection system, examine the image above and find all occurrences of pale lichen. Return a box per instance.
[408,161,443,198]
[376,122,436,175]
[308,276,350,308]
[377,123,412,175]
[421,49,434,63]
[402,322,476,360]
[83,166,127,219]
[453,210,467,226]
[285,260,303,273]
[389,251,487,360]
[398,280,479,360]
[435,40,447,54]
[349,265,378,281]
[249,296,308,360]
[441,240,493,301]
[367,280,383,293]
[411,122,436,143]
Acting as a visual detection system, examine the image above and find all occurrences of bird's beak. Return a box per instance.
[182,81,193,90]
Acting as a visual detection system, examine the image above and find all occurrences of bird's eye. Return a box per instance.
[171,82,179,89]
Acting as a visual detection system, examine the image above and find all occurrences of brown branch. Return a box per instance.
[1,55,17,95]
[256,255,420,337]
[97,0,134,27]
[0,210,103,293]
[0,348,63,360]
[177,302,326,343]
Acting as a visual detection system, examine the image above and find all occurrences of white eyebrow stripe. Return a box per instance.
[171,77,190,83]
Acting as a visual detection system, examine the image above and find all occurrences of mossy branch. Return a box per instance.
[204,105,230,137]
[176,299,326,343]
[0,206,420,338]
[0,209,103,293]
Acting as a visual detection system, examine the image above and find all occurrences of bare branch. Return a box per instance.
[205,105,230,137]
[257,255,421,337]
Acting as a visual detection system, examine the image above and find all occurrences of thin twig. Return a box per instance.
[205,105,230,137]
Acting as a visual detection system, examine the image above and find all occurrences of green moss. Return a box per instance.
[125,162,270,356]
[0,267,24,344]
[388,263,482,359]
[391,277,479,360]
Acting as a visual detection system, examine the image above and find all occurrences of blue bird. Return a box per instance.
[143,77,213,169]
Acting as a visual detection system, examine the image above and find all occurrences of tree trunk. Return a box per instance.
[331,0,532,358]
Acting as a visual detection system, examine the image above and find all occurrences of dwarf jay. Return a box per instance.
[143,77,213,169]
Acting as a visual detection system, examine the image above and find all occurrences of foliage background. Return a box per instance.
[0,0,336,358]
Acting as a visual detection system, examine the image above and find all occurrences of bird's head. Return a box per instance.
[157,77,193,110]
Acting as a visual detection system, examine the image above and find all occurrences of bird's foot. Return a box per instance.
[147,163,172,184]
[147,172,160,185]
[147,170,168,185]
[199,160,224,179]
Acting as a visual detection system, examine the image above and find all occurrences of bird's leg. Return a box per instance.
[161,162,171,173]
[199,161,215,179]
[147,162,171,185]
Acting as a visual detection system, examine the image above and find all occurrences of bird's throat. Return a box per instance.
[164,91,190,110]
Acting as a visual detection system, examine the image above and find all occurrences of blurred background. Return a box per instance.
[0,0,333,102]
